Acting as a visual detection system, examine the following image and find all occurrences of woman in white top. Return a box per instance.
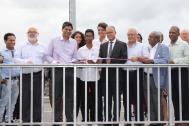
[71,31,85,120]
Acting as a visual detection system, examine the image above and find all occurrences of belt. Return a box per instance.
[144,72,153,76]
[23,71,41,76]
[5,76,19,80]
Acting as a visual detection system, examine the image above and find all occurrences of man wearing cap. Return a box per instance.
[15,27,46,125]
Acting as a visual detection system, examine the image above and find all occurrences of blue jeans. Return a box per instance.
[0,79,19,122]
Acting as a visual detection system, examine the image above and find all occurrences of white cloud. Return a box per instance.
[0,0,189,49]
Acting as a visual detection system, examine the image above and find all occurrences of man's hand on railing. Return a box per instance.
[129,56,138,62]
[0,79,7,85]
[141,58,154,64]
[96,59,102,64]
[26,60,33,64]
[87,60,95,64]
[169,60,175,64]
[138,56,149,63]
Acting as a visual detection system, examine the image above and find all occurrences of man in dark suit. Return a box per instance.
[98,26,127,126]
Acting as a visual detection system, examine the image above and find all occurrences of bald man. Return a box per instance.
[99,26,127,125]
[142,31,169,124]
[15,27,46,125]
[180,29,189,44]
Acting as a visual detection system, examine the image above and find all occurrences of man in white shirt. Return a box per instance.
[77,29,99,122]
[15,27,46,125]
[180,29,189,44]
[168,26,189,124]
[93,22,108,121]
[93,22,108,50]
[122,28,149,124]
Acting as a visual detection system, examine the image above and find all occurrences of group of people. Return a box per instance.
[0,21,189,126]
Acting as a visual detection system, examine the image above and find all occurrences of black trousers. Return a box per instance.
[103,81,121,126]
[97,78,104,122]
[52,68,74,126]
[143,74,163,125]
[22,71,42,126]
[171,68,189,120]
[52,68,63,124]
[76,78,84,120]
[65,68,74,126]
[122,69,144,124]
[101,68,122,126]
[78,81,96,122]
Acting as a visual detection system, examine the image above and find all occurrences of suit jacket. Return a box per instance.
[99,39,127,84]
[152,43,169,89]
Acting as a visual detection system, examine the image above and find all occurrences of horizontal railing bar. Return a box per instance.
[0,64,188,67]
[2,121,189,125]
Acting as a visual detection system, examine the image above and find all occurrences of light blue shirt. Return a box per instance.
[0,48,20,79]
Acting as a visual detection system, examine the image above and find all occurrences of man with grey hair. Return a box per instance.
[122,28,149,125]
[15,27,46,125]
[180,29,189,44]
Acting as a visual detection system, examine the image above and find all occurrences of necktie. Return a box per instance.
[11,51,14,58]
[108,42,113,57]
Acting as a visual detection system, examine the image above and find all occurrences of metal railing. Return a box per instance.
[0,64,189,126]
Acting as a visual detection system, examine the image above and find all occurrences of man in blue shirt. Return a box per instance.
[0,33,19,123]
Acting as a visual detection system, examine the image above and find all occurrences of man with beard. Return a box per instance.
[15,27,46,125]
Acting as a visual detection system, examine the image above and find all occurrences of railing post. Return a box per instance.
[168,66,173,126]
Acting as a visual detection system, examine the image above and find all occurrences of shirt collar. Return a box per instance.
[170,38,182,46]
[150,43,159,50]
[60,36,71,42]
[128,41,139,48]
[4,48,15,52]
[26,41,39,46]
[83,45,95,50]
[108,38,116,43]
[98,38,108,43]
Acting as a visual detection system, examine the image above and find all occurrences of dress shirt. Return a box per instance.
[46,36,77,64]
[15,41,46,74]
[149,43,158,59]
[124,42,149,70]
[92,38,107,51]
[0,49,20,79]
[148,43,158,74]
[77,45,100,82]
[169,38,189,64]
